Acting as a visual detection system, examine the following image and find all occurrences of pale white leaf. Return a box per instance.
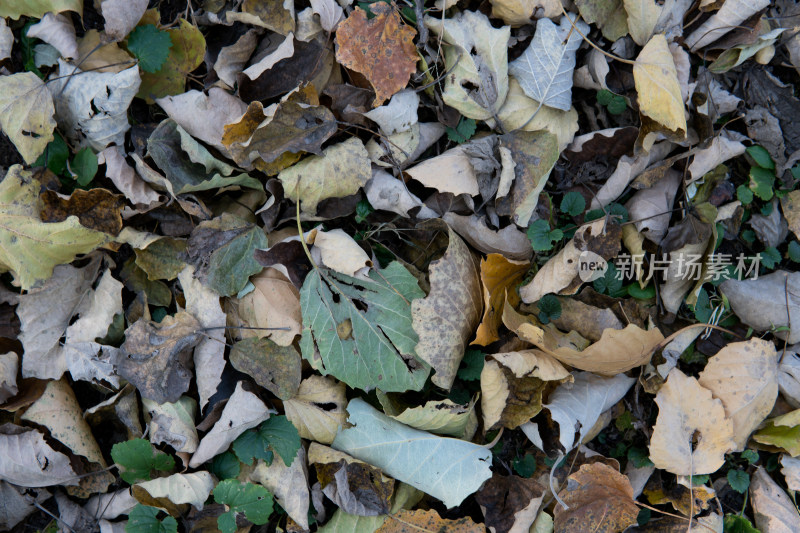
[136,472,215,509]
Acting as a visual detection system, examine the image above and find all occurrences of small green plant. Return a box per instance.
[232,416,301,466]
[211,451,241,480]
[593,264,623,296]
[213,480,274,533]
[457,349,484,381]
[70,147,98,186]
[446,116,477,144]
[111,438,175,484]
[560,191,586,217]
[512,454,536,477]
[125,504,177,533]
[527,219,563,252]
[788,241,800,263]
[727,469,750,494]
[127,24,173,73]
[537,294,561,324]
[596,89,627,114]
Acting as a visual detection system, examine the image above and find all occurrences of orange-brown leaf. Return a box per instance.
[376,509,485,533]
[335,3,417,106]
[473,254,530,346]
[555,463,639,533]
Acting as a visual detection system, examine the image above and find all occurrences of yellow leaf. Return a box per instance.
[473,254,530,346]
[0,73,56,164]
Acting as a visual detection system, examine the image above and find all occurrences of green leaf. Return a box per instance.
[606,94,627,114]
[446,117,477,144]
[127,25,173,73]
[211,452,241,480]
[737,184,754,205]
[513,454,537,478]
[597,89,613,105]
[111,439,175,484]
[71,147,98,186]
[741,229,756,245]
[723,514,759,533]
[332,398,492,508]
[213,480,274,533]
[694,288,713,323]
[746,145,775,170]
[258,416,301,466]
[537,294,562,324]
[300,261,428,392]
[232,429,274,467]
[585,203,629,223]
[593,263,622,295]
[560,192,586,217]
[355,198,373,224]
[457,349,484,381]
[34,133,68,175]
[527,219,562,252]
[741,449,759,465]
[749,166,775,201]
[627,283,655,299]
[636,508,651,526]
[761,247,781,270]
[727,469,750,494]
[690,474,709,486]
[788,241,800,263]
[125,504,178,533]
[627,447,654,468]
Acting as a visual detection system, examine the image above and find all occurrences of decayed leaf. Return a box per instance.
[189,382,271,468]
[0,72,56,164]
[625,169,681,244]
[720,271,800,344]
[649,368,735,475]
[332,398,492,509]
[98,146,162,207]
[509,15,589,111]
[697,338,779,451]
[26,13,78,60]
[403,142,482,196]
[481,350,571,430]
[0,352,18,403]
[135,472,215,509]
[137,18,206,103]
[142,396,198,455]
[237,267,302,346]
[48,59,140,151]
[250,447,310,529]
[279,137,371,214]
[781,190,800,240]
[317,482,423,533]
[750,466,800,532]
[0,167,108,291]
[474,254,530,346]
[300,261,428,392]
[424,10,510,119]
[443,213,533,261]
[230,338,302,400]
[0,424,78,487]
[554,463,639,533]
[115,312,201,403]
[178,267,226,410]
[335,3,417,106]
[377,509,485,532]
[0,481,49,530]
[284,375,348,444]
[0,19,12,61]
[543,371,635,450]
[633,34,687,150]
[490,0,563,25]
[475,474,545,533]
[317,458,394,516]
[412,224,482,390]
[41,188,125,235]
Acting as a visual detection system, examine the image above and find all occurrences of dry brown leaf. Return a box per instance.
[404,143,481,196]
[335,3,417,106]
[474,254,530,346]
[237,267,302,347]
[376,509,485,532]
[475,474,545,533]
[633,34,687,151]
[697,338,779,451]
[649,368,735,475]
[412,224,482,390]
[554,463,639,533]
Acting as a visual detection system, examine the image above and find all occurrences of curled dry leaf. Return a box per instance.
[649,368,735,475]
[412,224,482,390]
[474,254,530,346]
[554,463,639,533]
[697,338,779,451]
[475,474,545,533]
[335,3,417,106]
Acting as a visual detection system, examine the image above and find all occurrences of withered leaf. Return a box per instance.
[376,509,485,533]
[229,338,301,400]
[335,3,418,106]
[40,188,125,235]
[115,312,201,403]
[238,39,326,102]
[317,459,394,516]
[474,254,530,346]
[475,474,545,533]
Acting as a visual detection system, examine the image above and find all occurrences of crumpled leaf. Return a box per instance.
[48,59,140,151]
[185,213,268,297]
[633,34,687,151]
[554,463,639,533]
[0,424,78,487]
[300,261,428,392]
[137,18,205,103]
[335,3,417,106]
[317,482,423,533]
[0,166,108,291]
[279,137,371,215]
[227,0,295,35]
[649,368,735,475]
[509,15,589,111]
[0,72,56,164]
[425,10,510,120]
[135,472,215,509]
[142,397,198,455]
[380,395,478,439]
[332,398,492,509]
[697,338,779,451]
[473,253,530,346]
[750,466,800,532]
[720,271,800,344]
[189,382,271,468]
[284,375,348,444]
[115,312,201,403]
[412,224,482,390]
[376,509,485,532]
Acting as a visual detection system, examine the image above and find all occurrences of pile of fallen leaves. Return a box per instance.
[1,0,800,531]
